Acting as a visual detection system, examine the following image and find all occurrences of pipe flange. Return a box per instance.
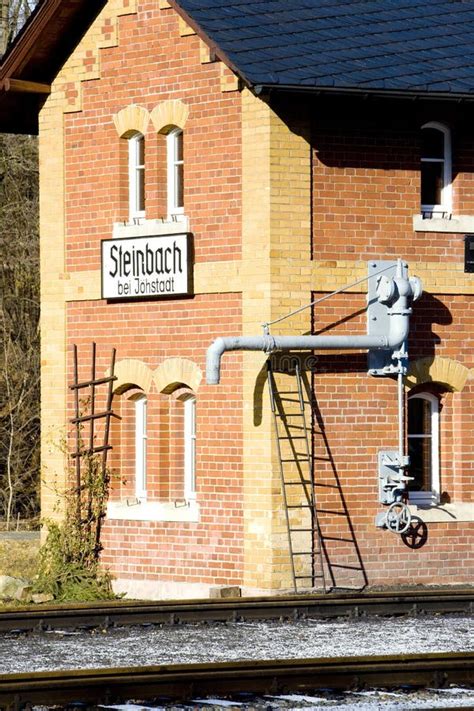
[262,334,277,354]
[376,275,396,304]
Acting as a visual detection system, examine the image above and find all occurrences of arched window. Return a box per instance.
[407,392,440,504]
[167,127,184,218]
[183,394,196,500]
[421,122,452,216]
[134,394,147,501]
[128,132,145,219]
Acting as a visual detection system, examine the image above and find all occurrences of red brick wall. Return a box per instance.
[311,99,474,263]
[62,2,244,587]
[64,2,241,272]
[67,295,244,585]
[307,98,474,586]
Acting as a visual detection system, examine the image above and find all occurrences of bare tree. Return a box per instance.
[0,0,37,54]
[0,132,40,528]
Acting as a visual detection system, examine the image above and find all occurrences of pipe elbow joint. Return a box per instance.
[206,337,227,385]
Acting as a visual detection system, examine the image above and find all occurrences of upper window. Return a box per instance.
[167,128,184,218]
[421,122,452,216]
[407,392,440,505]
[129,132,145,219]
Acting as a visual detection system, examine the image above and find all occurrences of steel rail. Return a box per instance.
[1,651,473,708]
[0,588,473,632]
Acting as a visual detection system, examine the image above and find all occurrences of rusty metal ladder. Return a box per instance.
[267,360,326,593]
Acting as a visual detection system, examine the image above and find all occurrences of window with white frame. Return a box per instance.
[167,128,184,218]
[421,122,452,216]
[407,392,440,505]
[183,394,196,500]
[134,394,147,500]
[128,132,145,219]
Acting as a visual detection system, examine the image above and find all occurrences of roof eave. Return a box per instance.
[253,83,474,103]
[0,0,106,135]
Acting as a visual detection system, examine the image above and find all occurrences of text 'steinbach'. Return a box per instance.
[101,233,190,299]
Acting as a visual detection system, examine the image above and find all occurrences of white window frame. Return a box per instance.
[183,395,196,500]
[407,392,440,506]
[167,128,184,219]
[421,121,452,216]
[128,132,145,220]
[134,394,147,501]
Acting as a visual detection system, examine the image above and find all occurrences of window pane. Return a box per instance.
[422,128,444,158]
[176,130,183,162]
[176,163,184,208]
[421,160,443,206]
[408,437,432,492]
[408,397,432,436]
[137,167,145,212]
[137,135,145,166]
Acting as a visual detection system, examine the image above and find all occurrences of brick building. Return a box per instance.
[1,0,473,598]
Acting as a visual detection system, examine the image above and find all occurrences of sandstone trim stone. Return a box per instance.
[113,104,150,138]
[405,356,470,392]
[113,359,154,394]
[150,99,190,133]
[153,358,202,394]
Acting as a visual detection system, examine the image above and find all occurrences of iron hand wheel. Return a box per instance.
[385,501,412,534]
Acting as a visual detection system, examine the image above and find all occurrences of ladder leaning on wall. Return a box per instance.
[267,360,326,593]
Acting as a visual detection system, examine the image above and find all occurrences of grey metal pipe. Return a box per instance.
[207,334,392,385]
[206,262,419,384]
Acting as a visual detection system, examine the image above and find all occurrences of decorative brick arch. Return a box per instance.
[113,104,150,138]
[404,356,470,393]
[150,99,190,134]
[153,358,202,394]
[113,359,154,395]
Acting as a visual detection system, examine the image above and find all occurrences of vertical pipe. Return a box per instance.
[398,367,404,461]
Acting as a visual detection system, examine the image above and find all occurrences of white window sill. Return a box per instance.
[107,498,199,522]
[413,214,474,233]
[408,502,474,523]
[113,216,189,239]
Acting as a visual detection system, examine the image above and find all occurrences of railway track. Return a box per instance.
[1,651,473,708]
[0,586,473,632]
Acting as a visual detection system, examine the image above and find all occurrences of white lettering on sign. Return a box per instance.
[101,233,190,300]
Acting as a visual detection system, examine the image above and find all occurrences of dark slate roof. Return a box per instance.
[172,0,474,96]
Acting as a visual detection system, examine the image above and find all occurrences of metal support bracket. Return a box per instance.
[367,260,407,375]
[378,449,411,505]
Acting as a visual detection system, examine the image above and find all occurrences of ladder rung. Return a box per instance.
[280,459,310,463]
[292,552,315,556]
[283,480,312,485]
[330,564,364,571]
[278,435,307,440]
[289,528,313,532]
[279,397,301,403]
[288,504,312,509]
[276,412,304,418]
[314,456,331,461]
[295,574,325,580]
